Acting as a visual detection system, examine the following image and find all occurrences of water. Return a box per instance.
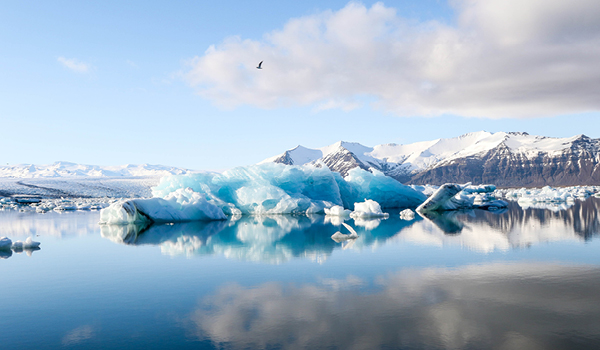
[2,199,600,349]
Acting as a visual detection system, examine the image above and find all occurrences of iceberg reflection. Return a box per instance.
[101,198,600,260]
[187,263,600,349]
[101,215,416,263]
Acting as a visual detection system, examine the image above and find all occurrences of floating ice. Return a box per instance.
[399,209,415,220]
[0,237,12,250]
[417,183,507,213]
[350,199,389,218]
[331,231,358,242]
[417,184,466,212]
[324,205,351,217]
[99,164,426,224]
[0,236,41,254]
[152,163,343,216]
[99,188,227,224]
[331,223,359,242]
[12,237,41,250]
[497,186,599,209]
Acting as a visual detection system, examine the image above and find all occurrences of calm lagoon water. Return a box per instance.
[2,199,600,349]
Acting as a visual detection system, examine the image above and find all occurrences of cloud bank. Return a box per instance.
[186,0,600,118]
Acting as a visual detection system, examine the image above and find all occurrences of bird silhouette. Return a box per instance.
[256,61,263,69]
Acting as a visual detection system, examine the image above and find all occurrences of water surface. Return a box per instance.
[2,199,600,349]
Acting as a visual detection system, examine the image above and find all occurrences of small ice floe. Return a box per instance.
[399,208,415,220]
[349,199,389,219]
[331,223,359,243]
[11,237,41,250]
[0,237,40,256]
[0,237,13,250]
[324,205,352,217]
[499,185,599,205]
[54,204,78,211]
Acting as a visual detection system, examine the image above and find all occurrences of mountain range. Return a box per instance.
[0,162,192,178]
[260,131,600,187]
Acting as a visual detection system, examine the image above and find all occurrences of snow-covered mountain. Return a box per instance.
[261,131,600,186]
[0,161,192,178]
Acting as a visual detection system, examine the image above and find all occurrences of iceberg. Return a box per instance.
[417,183,466,212]
[417,183,507,213]
[100,164,426,224]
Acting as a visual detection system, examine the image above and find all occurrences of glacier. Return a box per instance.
[100,163,427,224]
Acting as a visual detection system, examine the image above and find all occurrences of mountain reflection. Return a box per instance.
[100,198,600,260]
[186,263,600,349]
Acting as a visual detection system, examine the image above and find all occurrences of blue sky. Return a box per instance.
[2,0,599,170]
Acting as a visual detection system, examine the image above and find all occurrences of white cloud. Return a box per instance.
[185,0,600,118]
[57,56,91,73]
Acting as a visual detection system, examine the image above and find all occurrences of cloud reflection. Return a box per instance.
[188,263,600,349]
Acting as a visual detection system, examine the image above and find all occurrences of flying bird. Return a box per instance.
[256,61,263,69]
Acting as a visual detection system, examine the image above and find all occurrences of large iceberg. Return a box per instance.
[100,163,426,224]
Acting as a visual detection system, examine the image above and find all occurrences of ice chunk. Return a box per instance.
[417,183,507,213]
[331,231,358,242]
[417,183,468,213]
[22,237,41,249]
[399,209,415,220]
[331,223,359,242]
[0,237,39,253]
[324,205,351,217]
[498,186,597,205]
[99,188,227,224]
[0,237,12,250]
[350,199,389,218]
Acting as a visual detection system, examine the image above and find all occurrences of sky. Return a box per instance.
[1,0,599,170]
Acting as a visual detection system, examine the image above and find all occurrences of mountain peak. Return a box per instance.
[262,132,600,186]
